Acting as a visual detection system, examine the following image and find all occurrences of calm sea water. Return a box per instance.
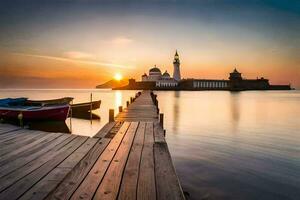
[1,89,299,199]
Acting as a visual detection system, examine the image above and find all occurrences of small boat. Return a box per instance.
[26,97,74,106]
[26,98,100,114]
[0,98,70,121]
[70,100,101,114]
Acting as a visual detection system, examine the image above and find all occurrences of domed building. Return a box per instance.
[162,71,171,79]
[141,65,163,81]
[140,51,181,88]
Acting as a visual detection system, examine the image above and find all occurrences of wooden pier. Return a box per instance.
[0,91,185,200]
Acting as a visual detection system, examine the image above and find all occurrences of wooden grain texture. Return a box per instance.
[0,130,29,142]
[93,122,116,138]
[0,132,47,156]
[118,122,146,200]
[0,134,69,179]
[93,122,139,200]
[154,142,185,200]
[45,138,111,200]
[0,124,21,134]
[0,130,41,148]
[137,122,156,200]
[0,137,88,200]
[0,134,74,192]
[70,122,131,200]
[115,91,158,122]
[154,122,165,143]
[0,133,61,164]
[19,138,98,200]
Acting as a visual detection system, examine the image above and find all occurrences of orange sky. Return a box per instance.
[0,48,298,88]
[0,1,299,88]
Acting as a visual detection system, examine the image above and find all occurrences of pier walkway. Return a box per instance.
[0,91,185,200]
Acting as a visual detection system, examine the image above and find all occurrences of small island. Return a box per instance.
[96,78,128,89]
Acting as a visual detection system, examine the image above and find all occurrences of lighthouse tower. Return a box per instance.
[173,50,181,81]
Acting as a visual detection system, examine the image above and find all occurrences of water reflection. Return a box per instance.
[229,92,240,133]
[0,119,71,133]
[173,91,180,133]
[156,90,300,200]
[115,91,122,109]
[29,121,71,133]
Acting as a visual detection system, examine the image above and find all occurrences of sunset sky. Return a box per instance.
[0,0,299,88]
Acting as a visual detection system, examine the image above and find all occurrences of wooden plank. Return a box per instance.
[0,136,88,200]
[0,131,46,152]
[93,122,139,200]
[104,121,123,139]
[0,134,65,177]
[70,122,131,200]
[0,133,49,157]
[58,138,98,168]
[137,122,156,200]
[18,180,60,200]
[114,91,158,122]
[45,138,111,200]
[154,122,165,143]
[0,130,31,149]
[0,130,29,142]
[93,122,117,138]
[0,133,61,164]
[19,138,98,200]
[0,124,21,134]
[118,122,146,200]
[154,142,185,200]
[0,134,74,191]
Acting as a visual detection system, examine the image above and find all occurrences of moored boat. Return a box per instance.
[70,100,101,114]
[0,105,70,121]
[0,98,70,121]
[26,97,74,106]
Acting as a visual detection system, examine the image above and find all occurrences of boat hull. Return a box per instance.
[71,100,101,114]
[0,105,70,121]
[27,97,73,106]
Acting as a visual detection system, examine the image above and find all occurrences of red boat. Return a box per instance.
[0,104,70,121]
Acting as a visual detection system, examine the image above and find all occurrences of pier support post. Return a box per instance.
[130,97,133,103]
[126,101,129,107]
[118,106,123,113]
[159,113,164,128]
[109,109,115,122]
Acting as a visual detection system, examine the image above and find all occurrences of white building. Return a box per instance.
[156,71,178,87]
[173,50,181,81]
[141,51,181,88]
[142,65,162,81]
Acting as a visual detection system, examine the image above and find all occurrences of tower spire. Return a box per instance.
[173,50,181,81]
[175,49,178,56]
[174,50,179,62]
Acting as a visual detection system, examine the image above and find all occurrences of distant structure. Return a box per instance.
[140,51,181,88]
[173,50,181,81]
[111,50,292,91]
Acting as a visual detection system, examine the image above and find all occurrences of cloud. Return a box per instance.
[13,53,134,69]
[111,37,133,45]
[63,51,94,59]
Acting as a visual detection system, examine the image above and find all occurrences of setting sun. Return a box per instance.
[114,73,123,81]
